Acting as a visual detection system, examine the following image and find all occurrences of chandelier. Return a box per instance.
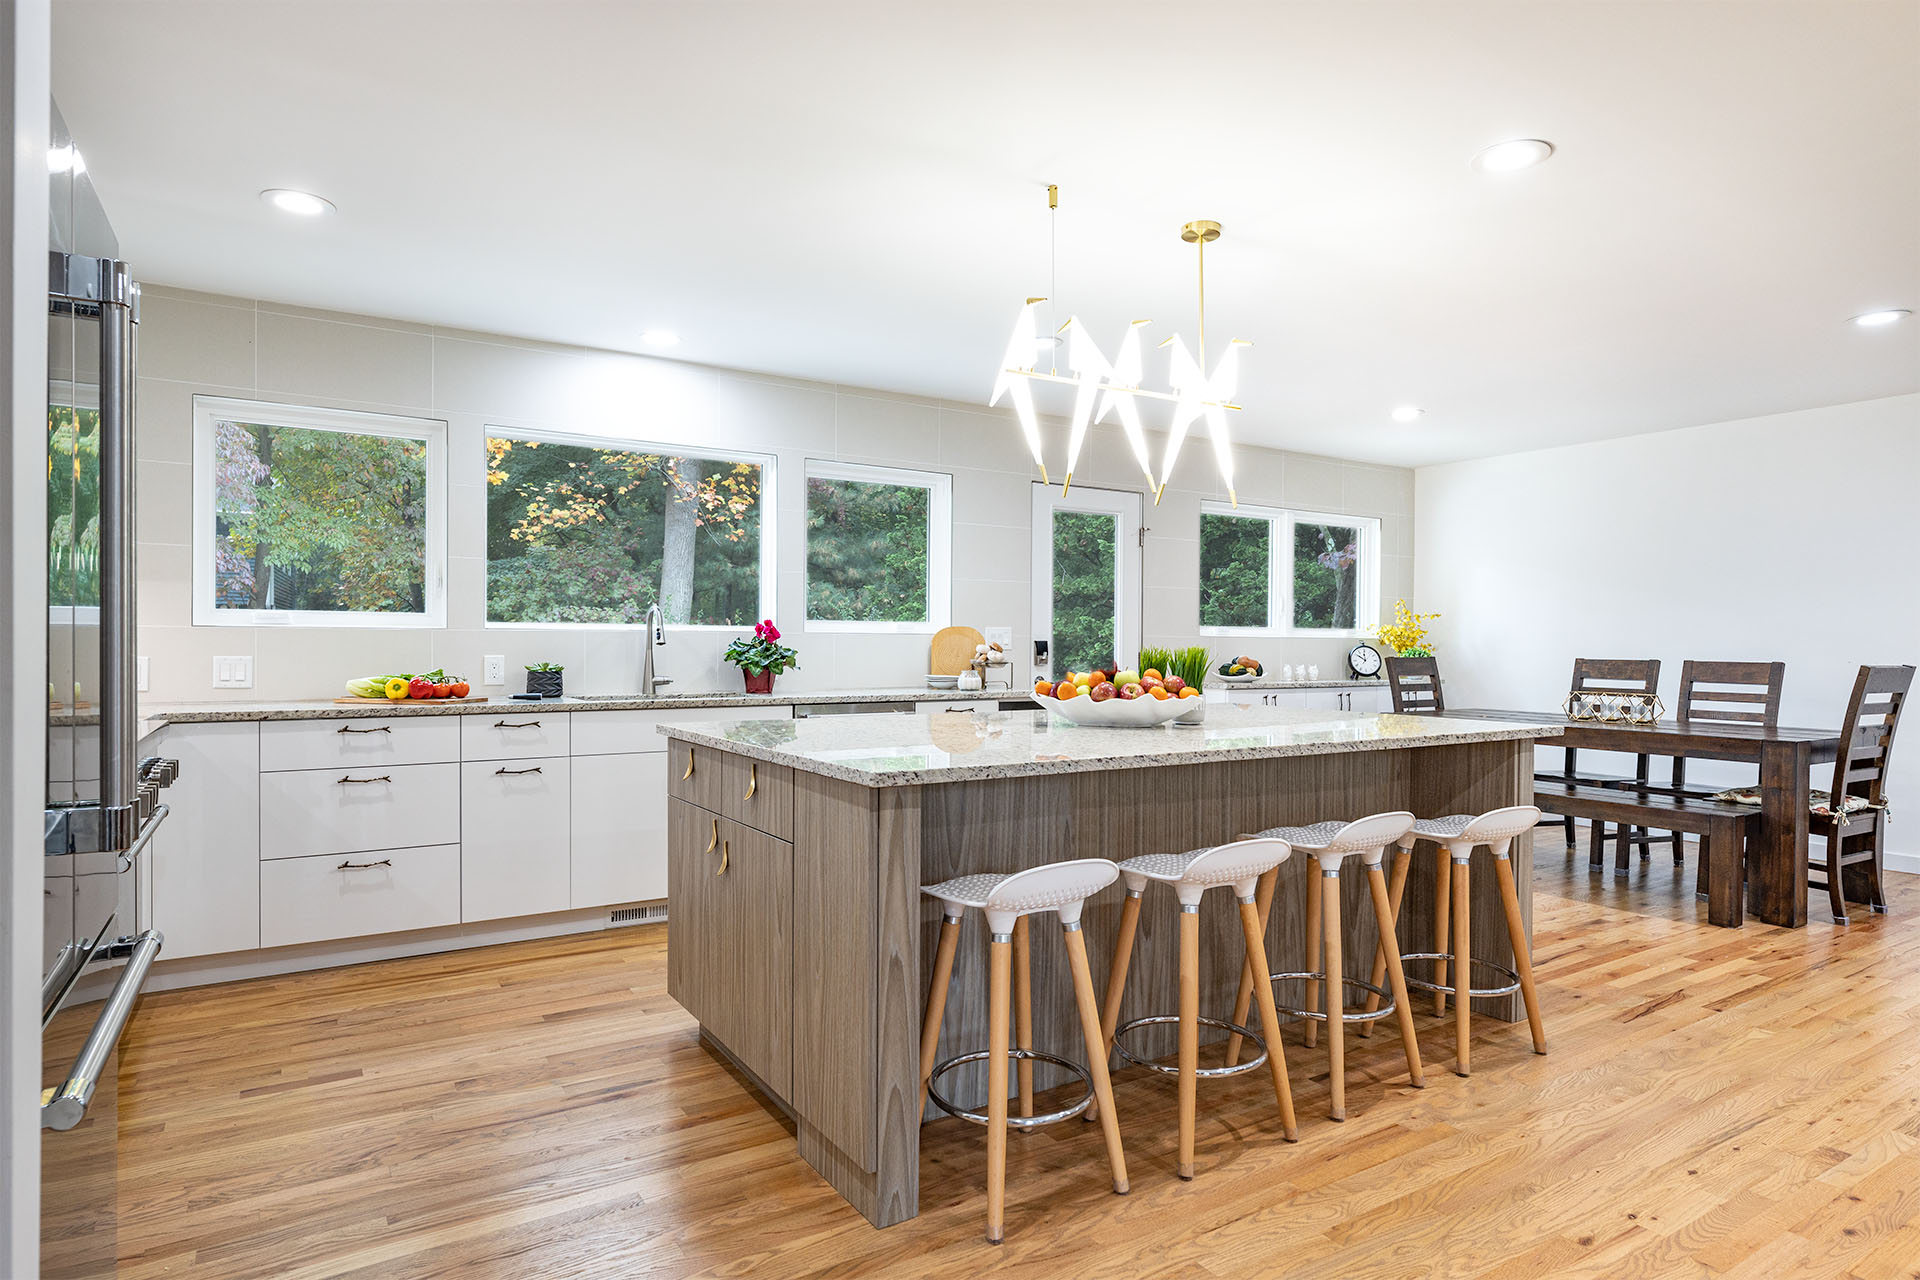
[989,187,1248,506]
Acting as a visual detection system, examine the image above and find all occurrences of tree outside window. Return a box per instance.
[1050,509,1118,679]
[1199,511,1269,629]
[1197,500,1377,636]
[1293,521,1360,630]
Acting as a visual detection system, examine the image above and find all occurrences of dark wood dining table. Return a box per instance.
[1450,709,1843,928]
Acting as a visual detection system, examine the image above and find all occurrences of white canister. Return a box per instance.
[957,670,983,691]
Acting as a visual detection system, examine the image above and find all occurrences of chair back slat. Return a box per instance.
[1833,665,1915,806]
[1386,656,1444,714]
[1565,659,1659,774]
[1678,660,1785,728]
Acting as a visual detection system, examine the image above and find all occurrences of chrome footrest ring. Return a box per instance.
[1397,953,1522,999]
[925,1048,1093,1128]
[1269,971,1397,1023]
[1111,1014,1268,1078]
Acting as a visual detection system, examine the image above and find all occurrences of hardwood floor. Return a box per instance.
[116,841,1920,1279]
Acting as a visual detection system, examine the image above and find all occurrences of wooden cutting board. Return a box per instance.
[929,626,985,676]
[331,695,489,706]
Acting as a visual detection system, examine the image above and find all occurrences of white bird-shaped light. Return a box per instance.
[1096,320,1157,490]
[1059,317,1112,494]
[1156,334,1249,505]
[1205,340,1251,508]
[989,298,1048,483]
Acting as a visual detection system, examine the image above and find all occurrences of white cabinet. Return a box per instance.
[258,763,460,860]
[261,844,461,948]
[260,716,459,772]
[571,752,668,907]
[570,704,792,756]
[462,757,571,922]
[151,721,262,960]
[462,711,571,762]
[1349,685,1391,713]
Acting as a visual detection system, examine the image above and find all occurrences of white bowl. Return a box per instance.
[1033,690,1194,727]
[1217,672,1260,684]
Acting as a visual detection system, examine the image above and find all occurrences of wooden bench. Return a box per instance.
[1534,780,1758,927]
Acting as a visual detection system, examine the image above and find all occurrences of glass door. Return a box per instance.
[1031,484,1142,681]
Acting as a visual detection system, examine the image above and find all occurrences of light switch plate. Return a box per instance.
[136,656,149,693]
[212,655,253,689]
[483,654,507,686]
[984,626,1013,650]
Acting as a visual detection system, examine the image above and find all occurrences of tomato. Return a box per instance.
[431,682,451,698]
[450,681,470,698]
[408,676,433,699]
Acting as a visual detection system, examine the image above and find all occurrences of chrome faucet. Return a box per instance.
[642,603,672,695]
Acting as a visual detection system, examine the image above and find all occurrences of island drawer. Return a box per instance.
[260,716,460,772]
[461,711,570,761]
[259,763,461,860]
[261,843,461,947]
[667,741,793,840]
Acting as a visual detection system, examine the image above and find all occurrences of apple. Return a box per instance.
[1089,681,1117,702]
[1140,674,1163,690]
[1163,675,1186,694]
[1114,668,1141,688]
[1118,682,1144,700]
[1073,672,1094,688]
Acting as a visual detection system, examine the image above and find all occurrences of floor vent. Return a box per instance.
[610,904,667,927]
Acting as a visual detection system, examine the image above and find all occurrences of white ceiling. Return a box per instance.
[52,1,1920,467]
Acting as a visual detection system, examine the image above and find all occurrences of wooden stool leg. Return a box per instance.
[1013,916,1034,1119]
[1432,845,1451,1016]
[1237,894,1298,1140]
[918,914,962,1119]
[1361,845,1412,1038]
[1086,889,1141,1124]
[985,933,1012,1244]
[1366,860,1425,1089]
[1304,867,1323,1049]
[1225,866,1278,1066]
[1177,904,1200,1178]
[1061,921,1129,1194]
[1492,848,1548,1054]
[1322,867,1346,1120]
[1452,854,1472,1076]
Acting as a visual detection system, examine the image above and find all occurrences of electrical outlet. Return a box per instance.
[483,654,506,686]
[984,627,1013,650]
[136,656,149,693]
[212,656,253,689]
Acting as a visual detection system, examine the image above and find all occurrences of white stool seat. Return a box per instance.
[1117,837,1292,902]
[1403,804,1541,848]
[1408,814,1476,839]
[921,872,1011,911]
[922,859,1119,933]
[1257,812,1415,868]
[1256,819,1348,850]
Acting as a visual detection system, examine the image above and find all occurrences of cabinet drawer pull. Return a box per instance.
[705,818,718,853]
[716,839,729,877]
[682,747,695,780]
[337,724,391,735]
[744,762,757,800]
[495,765,543,776]
[336,774,392,785]
[492,719,542,729]
[337,858,393,871]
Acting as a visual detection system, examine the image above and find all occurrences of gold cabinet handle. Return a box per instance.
[716,839,729,877]
[705,818,717,853]
[682,747,695,780]
[744,762,757,801]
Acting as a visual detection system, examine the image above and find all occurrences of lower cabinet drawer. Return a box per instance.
[259,763,460,860]
[260,844,461,948]
[462,757,571,923]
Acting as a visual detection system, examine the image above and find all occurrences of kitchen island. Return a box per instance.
[659,704,1562,1227]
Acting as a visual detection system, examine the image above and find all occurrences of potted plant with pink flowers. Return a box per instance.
[724,619,799,694]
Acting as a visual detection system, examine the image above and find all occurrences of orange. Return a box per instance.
[1149,685,1170,699]
[1057,681,1082,700]
[1142,668,1162,681]
[1034,680,1054,698]
[1178,686,1200,699]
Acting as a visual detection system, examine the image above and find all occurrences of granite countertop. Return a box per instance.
[657,705,1564,787]
[141,685,1032,725]
[1215,677,1385,690]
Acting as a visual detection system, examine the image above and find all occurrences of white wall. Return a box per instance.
[1416,393,1920,860]
[133,286,1415,703]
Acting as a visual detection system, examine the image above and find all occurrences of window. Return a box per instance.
[485,430,772,627]
[193,397,446,627]
[1198,502,1379,636]
[804,461,951,632]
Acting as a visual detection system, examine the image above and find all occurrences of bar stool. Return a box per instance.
[918,859,1129,1244]
[1226,813,1425,1120]
[1362,805,1549,1076]
[1094,838,1299,1180]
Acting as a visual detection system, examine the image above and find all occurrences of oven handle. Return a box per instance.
[41,928,164,1131]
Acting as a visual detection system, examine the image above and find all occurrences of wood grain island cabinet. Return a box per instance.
[660,703,1562,1227]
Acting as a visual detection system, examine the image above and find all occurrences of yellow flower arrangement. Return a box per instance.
[1377,599,1440,657]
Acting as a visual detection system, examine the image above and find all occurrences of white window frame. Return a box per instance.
[481,426,777,631]
[802,459,952,634]
[192,396,448,628]
[1197,500,1381,640]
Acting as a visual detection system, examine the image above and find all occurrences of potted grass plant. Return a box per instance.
[724,619,799,694]
[1170,646,1210,723]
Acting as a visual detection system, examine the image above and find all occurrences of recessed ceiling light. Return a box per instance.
[1470,139,1555,173]
[640,330,681,349]
[260,188,335,217]
[1850,309,1911,328]
[1391,405,1426,423]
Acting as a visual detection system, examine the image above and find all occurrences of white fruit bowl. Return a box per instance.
[1033,691,1194,727]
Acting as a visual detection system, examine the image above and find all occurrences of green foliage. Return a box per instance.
[1138,646,1174,677]
[806,477,929,622]
[48,405,100,607]
[1049,510,1118,679]
[1170,646,1211,692]
[525,662,564,673]
[1293,522,1358,630]
[1199,512,1269,628]
[724,621,799,676]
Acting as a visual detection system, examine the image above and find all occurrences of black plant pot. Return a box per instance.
[526,670,563,698]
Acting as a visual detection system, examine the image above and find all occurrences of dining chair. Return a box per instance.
[1805,665,1912,924]
[1666,661,1784,890]
[1542,659,1665,863]
[1385,657,1444,713]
